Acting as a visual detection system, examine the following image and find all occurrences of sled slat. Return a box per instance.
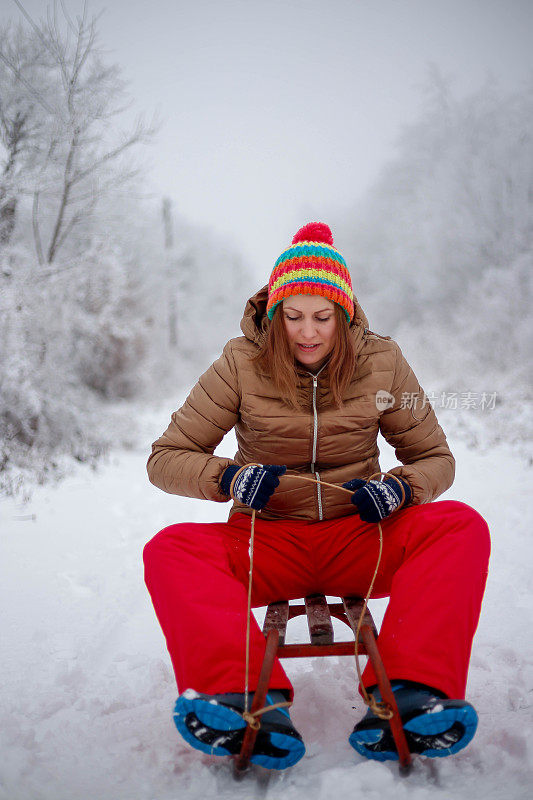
[342,596,378,639]
[262,600,289,646]
[305,594,334,645]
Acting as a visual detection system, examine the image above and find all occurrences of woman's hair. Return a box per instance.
[252,303,357,409]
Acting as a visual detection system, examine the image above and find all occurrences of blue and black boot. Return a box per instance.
[174,688,305,769]
[349,681,478,761]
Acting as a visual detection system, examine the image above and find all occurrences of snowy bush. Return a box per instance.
[0,205,251,495]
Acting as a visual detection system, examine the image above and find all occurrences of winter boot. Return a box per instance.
[173,688,305,769]
[349,681,478,761]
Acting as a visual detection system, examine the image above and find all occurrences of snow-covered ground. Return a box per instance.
[1,399,532,800]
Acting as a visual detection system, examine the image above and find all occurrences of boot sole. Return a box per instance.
[173,691,305,770]
[349,702,478,761]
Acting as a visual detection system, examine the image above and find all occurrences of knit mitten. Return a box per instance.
[342,476,412,523]
[220,464,287,510]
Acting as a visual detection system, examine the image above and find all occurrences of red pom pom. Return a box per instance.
[292,222,334,246]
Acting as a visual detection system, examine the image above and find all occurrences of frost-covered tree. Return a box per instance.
[341,70,533,334]
[338,70,533,454]
[0,19,49,245]
[0,3,255,495]
[0,0,155,264]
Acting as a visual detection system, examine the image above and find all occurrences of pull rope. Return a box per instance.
[343,471,405,720]
[242,507,293,724]
[231,469,407,726]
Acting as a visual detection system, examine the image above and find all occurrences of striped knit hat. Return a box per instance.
[266,222,354,322]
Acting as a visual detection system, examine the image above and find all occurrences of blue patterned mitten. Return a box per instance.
[342,477,412,523]
[220,464,287,510]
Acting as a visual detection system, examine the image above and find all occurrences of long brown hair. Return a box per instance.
[252,303,357,409]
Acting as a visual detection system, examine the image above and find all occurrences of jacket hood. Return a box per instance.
[240,285,370,352]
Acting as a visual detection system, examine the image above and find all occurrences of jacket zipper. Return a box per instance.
[310,373,323,520]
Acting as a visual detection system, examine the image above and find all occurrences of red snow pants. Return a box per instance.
[143,500,490,701]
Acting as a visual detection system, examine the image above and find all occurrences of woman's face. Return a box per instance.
[282,294,337,371]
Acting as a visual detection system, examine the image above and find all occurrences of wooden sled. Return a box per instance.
[234,594,412,775]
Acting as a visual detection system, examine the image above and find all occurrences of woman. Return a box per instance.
[144,222,490,771]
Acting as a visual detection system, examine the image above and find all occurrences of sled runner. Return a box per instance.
[234,594,413,774]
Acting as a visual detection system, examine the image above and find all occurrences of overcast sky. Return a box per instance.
[4,0,533,275]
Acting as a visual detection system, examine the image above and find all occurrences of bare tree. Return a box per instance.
[162,197,178,348]
[0,108,25,244]
[0,20,49,245]
[0,0,157,263]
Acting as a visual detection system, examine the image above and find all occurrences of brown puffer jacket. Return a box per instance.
[147,286,455,521]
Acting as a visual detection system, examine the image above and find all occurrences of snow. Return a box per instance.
[1,400,532,800]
